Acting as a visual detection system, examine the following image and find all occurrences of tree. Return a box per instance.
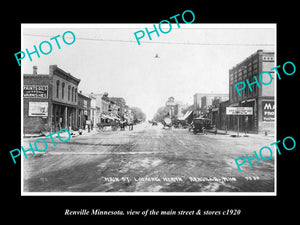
[130,107,146,123]
[153,106,169,122]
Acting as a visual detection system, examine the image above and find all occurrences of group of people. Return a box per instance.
[119,113,134,131]
[119,119,133,131]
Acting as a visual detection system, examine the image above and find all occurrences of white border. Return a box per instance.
[21,23,277,196]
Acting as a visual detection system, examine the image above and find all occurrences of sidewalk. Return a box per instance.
[206,128,275,138]
[23,128,99,140]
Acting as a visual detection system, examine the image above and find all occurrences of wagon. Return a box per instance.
[96,114,120,131]
[189,117,212,134]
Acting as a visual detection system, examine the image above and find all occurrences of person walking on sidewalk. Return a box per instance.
[202,126,207,135]
[213,125,217,135]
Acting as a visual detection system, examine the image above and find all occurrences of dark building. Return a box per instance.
[228,49,275,134]
[23,65,81,134]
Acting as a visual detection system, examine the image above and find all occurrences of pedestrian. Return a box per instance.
[213,125,217,135]
[202,126,207,135]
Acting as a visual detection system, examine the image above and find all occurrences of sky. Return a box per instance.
[21,24,275,119]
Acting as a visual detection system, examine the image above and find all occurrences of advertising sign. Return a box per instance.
[262,101,275,122]
[226,107,253,115]
[28,102,48,117]
[24,85,48,98]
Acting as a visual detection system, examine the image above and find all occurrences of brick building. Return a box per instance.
[228,49,275,134]
[23,65,81,134]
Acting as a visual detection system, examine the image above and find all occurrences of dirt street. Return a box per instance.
[23,123,275,193]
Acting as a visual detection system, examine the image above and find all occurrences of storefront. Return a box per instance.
[52,102,77,132]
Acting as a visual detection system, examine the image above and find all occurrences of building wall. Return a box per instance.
[23,75,53,134]
[52,74,78,106]
[101,99,109,114]
[260,53,275,97]
[78,93,91,129]
[193,93,202,110]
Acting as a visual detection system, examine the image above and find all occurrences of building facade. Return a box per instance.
[110,97,126,116]
[193,93,228,117]
[78,92,91,130]
[23,65,81,134]
[90,92,110,123]
[89,94,97,129]
[228,49,275,134]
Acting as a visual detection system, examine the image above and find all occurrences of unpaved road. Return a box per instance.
[23,123,275,193]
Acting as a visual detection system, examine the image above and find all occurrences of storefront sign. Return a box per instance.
[24,85,48,98]
[28,102,48,116]
[226,107,253,115]
[262,101,275,122]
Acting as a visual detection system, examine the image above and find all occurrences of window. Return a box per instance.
[56,80,60,98]
[62,82,65,99]
[68,85,71,101]
[72,87,74,102]
[75,88,77,102]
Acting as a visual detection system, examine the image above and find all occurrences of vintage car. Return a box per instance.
[189,117,212,134]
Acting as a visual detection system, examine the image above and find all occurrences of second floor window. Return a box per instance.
[56,80,60,98]
[68,85,71,101]
[62,82,65,99]
[72,87,74,102]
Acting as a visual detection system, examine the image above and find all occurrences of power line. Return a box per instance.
[23,33,275,46]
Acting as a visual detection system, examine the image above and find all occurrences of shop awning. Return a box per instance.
[101,114,114,120]
[178,110,193,120]
[229,103,239,107]
[101,114,121,121]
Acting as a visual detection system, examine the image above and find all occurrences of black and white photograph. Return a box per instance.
[21,24,276,195]
[4,3,299,223]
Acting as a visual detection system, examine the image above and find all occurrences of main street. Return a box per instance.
[23,123,275,193]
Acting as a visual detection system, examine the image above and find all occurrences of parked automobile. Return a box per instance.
[189,117,212,134]
[172,119,189,129]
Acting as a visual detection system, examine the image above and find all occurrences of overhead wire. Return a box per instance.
[23,33,274,46]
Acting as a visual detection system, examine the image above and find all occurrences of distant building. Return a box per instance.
[193,93,228,117]
[90,93,126,123]
[110,97,126,116]
[90,92,110,120]
[78,91,91,130]
[108,99,120,117]
[23,65,80,134]
[89,94,97,129]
